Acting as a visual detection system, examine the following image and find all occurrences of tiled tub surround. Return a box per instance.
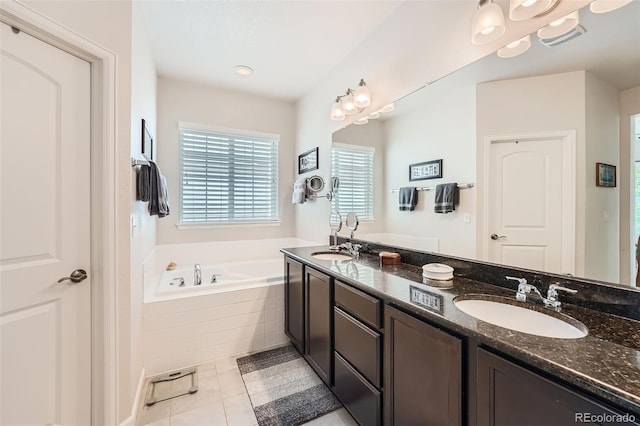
[142,238,317,375]
[282,244,640,415]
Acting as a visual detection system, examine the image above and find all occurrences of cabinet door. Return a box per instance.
[384,306,462,426]
[306,267,333,386]
[477,348,639,426]
[284,257,304,353]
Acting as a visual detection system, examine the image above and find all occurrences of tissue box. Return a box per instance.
[422,263,454,281]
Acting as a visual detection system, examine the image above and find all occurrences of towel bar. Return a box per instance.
[390,183,474,193]
[131,157,150,167]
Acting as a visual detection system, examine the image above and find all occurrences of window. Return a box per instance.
[331,143,374,220]
[179,122,279,225]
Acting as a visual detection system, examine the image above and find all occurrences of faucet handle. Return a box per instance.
[507,276,533,301]
[547,283,577,299]
[506,276,528,286]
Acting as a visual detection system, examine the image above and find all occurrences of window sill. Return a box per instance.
[176,221,282,231]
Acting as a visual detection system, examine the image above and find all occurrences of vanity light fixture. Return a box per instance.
[471,0,506,45]
[367,111,381,119]
[330,79,372,121]
[378,103,395,113]
[233,65,254,76]
[537,10,580,39]
[509,0,559,21]
[353,117,369,125]
[589,0,632,13]
[497,34,532,58]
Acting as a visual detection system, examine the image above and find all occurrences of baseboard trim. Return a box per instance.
[119,367,146,426]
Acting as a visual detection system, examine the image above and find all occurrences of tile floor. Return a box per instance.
[136,350,358,426]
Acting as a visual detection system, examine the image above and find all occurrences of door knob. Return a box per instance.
[58,269,88,284]
[490,234,506,240]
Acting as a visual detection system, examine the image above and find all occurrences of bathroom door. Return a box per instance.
[486,133,575,275]
[0,22,92,425]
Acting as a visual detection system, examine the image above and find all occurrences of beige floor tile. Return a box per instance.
[215,356,241,373]
[218,368,247,399]
[223,393,258,426]
[170,402,227,426]
[170,389,224,416]
[137,400,171,426]
[138,418,170,426]
[334,408,358,426]
[198,371,222,392]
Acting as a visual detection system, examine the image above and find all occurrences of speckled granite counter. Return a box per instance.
[281,245,640,415]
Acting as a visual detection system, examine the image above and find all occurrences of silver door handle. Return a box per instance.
[490,234,506,240]
[57,269,88,284]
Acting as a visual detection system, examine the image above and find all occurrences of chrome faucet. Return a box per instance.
[506,276,577,309]
[338,242,362,259]
[507,276,543,302]
[194,264,202,286]
[545,283,577,309]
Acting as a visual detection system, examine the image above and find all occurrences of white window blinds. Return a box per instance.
[331,144,374,220]
[179,125,279,224]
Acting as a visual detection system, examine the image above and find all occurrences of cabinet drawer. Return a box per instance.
[335,280,381,329]
[334,352,381,426]
[335,307,381,388]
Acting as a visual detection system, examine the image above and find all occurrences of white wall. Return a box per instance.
[619,86,640,285]
[382,82,477,258]
[156,76,297,244]
[21,1,135,422]
[294,0,590,244]
[585,73,620,282]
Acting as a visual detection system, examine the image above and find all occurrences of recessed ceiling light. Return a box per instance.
[234,65,254,77]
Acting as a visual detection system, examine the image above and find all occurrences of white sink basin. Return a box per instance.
[311,251,353,261]
[454,297,587,339]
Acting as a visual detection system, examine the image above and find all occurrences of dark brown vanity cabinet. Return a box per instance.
[477,348,639,426]
[305,267,333,386]
[285,257,333,386]
[384,306,463,426]
[334,280,383,426]
[284,257,305,354]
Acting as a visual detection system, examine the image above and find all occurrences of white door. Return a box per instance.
[0,22,91,425]
[487,135,570,274]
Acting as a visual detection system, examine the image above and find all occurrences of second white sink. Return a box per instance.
[311,251,353,261]
[454,297,587,339]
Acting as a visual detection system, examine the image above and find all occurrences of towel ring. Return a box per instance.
[307,175,325,194]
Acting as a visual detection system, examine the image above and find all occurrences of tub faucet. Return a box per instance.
[194,264,202,286]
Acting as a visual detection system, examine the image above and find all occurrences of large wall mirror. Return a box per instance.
[331,2,640,288]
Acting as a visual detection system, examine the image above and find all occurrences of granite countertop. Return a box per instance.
[281,245,640,415]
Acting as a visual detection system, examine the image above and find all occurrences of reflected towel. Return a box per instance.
[434,183,458,214]
[149,160,170,218]
[292,177,307,204]
[136,164,151,201]
[399,187,418,211]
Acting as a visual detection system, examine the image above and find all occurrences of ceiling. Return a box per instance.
[141,1,403,101]
[141,1,639,104]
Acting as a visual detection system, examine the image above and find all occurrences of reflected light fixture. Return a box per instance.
[537,10,579,39]
[589,0,632,13]
[497,34,531,58]
[509,0,558,21]
[471,0,506,45]
[353,117,369,125]
[378,103,395,113]
[367,111,381,119]
[330,79,372,121]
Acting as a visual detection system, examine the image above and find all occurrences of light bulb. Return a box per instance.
[472,1,506,45]
[354,80,371,108]
[497,34,531,58]
[537,10,579,39]
[509,0,557,21]
[330,99,345,121]
[342,91,358,115]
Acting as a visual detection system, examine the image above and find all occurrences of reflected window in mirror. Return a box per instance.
[331,143,374,221]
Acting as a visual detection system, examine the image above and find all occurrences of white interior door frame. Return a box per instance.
[480,130,577,274]
[0,2,118,425]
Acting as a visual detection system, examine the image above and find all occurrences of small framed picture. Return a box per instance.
[141,118,154,161]
[596,162,616,187]
[298,147,319,174]
[409,159,442,181]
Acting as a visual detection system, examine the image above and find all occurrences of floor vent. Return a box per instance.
[144,367,198,406]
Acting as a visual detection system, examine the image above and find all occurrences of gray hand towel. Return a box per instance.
[136,164,151,201]
[149,160,170,218]
[399,187,418,211]
[434,183,458,214]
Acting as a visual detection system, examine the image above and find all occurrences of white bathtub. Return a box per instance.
[156,259,284,299]
[142,238,319,375]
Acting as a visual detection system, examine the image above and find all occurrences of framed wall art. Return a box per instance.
[409,159,442,181]
[596,162,616,187]
[141,118,154,161]
[298,147,318,174]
